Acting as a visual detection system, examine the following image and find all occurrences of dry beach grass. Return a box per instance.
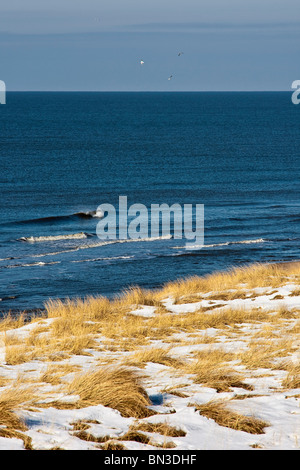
[0,261,299,449]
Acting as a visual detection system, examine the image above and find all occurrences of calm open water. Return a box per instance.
[0,92,299,313]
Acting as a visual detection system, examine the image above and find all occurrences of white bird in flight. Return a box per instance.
[168,75,173,81]
[140,60,144,65]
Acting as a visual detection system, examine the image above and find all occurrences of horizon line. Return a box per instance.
[5,90,291,93]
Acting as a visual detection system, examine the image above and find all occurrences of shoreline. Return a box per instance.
[0,257,299,449]
[1,258,300,319]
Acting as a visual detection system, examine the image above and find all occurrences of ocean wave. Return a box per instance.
[204,238,267,248]
[4,261,61,269]
[85,234,172,247]
[19,232,89,242]
[71,255,134,263]
[75,209,104,219]
[0,295,18,301]
[9,209,104,226]
[16,234,172,259]
[172,238,267,250]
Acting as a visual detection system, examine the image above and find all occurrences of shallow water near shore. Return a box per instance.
[0,92,299,312]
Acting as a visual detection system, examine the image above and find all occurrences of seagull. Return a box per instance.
[140,60,144,65]
[178,51,184,56]
[168,75,173,81]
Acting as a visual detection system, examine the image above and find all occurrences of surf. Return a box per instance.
[19,232,89,242]
[9,209,104,226]
[172,238,267,250]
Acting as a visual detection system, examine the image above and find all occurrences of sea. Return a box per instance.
[0,92,299,314]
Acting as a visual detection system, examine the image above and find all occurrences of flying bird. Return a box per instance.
[140,60,144,65]
[168,75,173,81]
[178,51,184,56]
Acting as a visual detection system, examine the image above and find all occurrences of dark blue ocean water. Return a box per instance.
[0,92,299,313]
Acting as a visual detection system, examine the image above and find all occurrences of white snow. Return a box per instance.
[0,279,299,450]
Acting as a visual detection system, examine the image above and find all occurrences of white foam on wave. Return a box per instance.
[172,238,267,250]
[6,261,61,269]
[18,234,172,259]
[71,255,134,263]
[19,232,88,242]
[204,238,266,248]
[81,234,172,249]
[77,209,104,218]
[92,209,104,218]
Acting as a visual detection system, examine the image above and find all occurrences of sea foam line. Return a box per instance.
[71,255,134,263]
[19,232,88,242]
[5,261,61,269]
[16,234,172,259]
[172,238,267,250]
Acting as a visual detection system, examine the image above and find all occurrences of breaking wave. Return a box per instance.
[204,238,267,248]
[10,209,104,226]
[19,232,89,242]
[4,261,61,269]
[15,234,172,258]
[75,209,104,219]
[172,238,267,250]
[71,255,134,263]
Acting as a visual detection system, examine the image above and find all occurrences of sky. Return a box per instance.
[0,0,299,91]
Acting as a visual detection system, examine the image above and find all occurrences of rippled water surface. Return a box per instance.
[0,92,299,312]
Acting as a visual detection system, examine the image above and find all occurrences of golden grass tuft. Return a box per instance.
[192,348,235,363]
[0,313,26,332]
[45,296,114,321]
[72,430,111,443]
[5,343,30,366]
[190,363,252,393]
[132,421,186,437]
[117,286,162,308]
[281,362,300,389]
[71,420,91,432]
[100,313,150,341]
[45,286,163,323]
[289,288,300,297]
[0,384,37,446]
[119,430,150,444]
[173,294,204,305]
[0,376,11,387]
[66,366,154,418]
[123,347,184,368]
[99,441,126,450]
[50,315,99,338]
[185,347,253,392]
[161,385,189,398]
[194,400,269,434]
[39,364,81,385]
[159,262,300,300]
[238,339,296,370]
[0,428,33,449]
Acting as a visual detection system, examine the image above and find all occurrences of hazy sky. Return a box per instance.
[0,0,299,90]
